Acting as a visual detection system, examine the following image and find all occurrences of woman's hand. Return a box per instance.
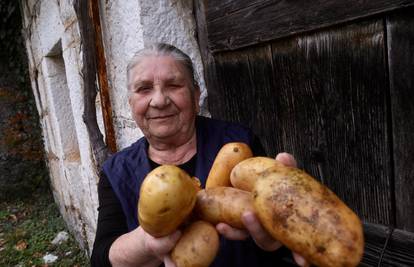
[216,152,309,267]
[109,226,181,267]
[141,228,181,266]
[215,212,281,251]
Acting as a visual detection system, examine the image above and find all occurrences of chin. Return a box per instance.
[149,128,178,139]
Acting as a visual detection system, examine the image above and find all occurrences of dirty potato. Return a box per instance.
[230,156,285,191]
[171,221,219,267]
[206,142,253,188]
[195,187,254,229]
[138,165,200,237]
[253,166,364,267]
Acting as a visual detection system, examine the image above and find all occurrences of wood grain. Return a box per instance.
[206,0,414,52]
[362,223,414,266]
[193,0,221,116]
[386,8,414,232]
[209,19,393,225]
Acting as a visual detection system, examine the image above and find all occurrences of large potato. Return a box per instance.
[206,142,252,188]
[171,221,219,267]
[230,156,285,191]
[195,187,254,229]
[138,165,200,237]
[253,166,364,267]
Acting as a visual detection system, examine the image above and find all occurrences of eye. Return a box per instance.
[168,83,182,89]
[135,85,152,93]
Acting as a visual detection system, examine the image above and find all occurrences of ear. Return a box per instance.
[194,86,201,113]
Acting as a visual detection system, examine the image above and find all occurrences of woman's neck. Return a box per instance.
[147,132,197,165]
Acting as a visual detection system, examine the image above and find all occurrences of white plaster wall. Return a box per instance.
[22,0,208,254]
[140,0,209,115]
[99,0,145,149]
[22,0,100,252]
[60,18,101,249]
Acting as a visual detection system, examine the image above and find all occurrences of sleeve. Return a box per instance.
[90,171,129,267]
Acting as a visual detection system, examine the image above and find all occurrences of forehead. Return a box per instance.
[130,55,188,81]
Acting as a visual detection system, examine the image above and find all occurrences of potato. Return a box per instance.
[195,187,254,229]
[171,221,219,267]
[230,156,285,191]
[206,142,253,188]
[253,166,364,267]
[138,165,200,237]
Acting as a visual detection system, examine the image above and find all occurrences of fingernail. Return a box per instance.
[276,152,296,167]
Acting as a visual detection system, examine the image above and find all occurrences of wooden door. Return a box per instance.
[195,1,414,265]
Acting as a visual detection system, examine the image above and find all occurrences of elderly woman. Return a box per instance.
[91,43,307,267]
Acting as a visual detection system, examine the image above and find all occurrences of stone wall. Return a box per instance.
[21,0,207,253]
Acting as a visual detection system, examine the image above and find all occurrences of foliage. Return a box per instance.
[0,0,29,88]
[0,191,89,266]
[0,0,48,201]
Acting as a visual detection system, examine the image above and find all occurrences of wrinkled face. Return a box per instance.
[128,55,200,142]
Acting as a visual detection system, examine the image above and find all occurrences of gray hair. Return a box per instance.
[126,43,199,92]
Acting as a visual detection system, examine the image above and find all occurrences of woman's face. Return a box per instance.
[128,55,200,142]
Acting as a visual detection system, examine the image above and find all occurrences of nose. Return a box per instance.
[149,88,170,108]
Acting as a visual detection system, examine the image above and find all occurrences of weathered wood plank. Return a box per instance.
[361,223,414,266]
[207,0,263,21]
[74,0,110,169]
[206,0,414,52]
[385,228,414,266]
[210,19,393,225]
[193,0,221,117]
[90,0,117,153]
[212,50,257,124]
[273,223,414,265]
[387,8,414,232]
[269,19,392,225]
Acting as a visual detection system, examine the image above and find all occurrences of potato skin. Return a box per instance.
[138,165,200,237]
[253,166,364,267]
[195,187,254,229]
[206,142,253,188]
[230,157,284,191]
[171,221,219,267]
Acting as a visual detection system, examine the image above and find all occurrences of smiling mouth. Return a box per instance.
[148,114,175,120]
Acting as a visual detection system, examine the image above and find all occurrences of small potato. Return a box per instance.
[138,165,200,237]
[171,221,219,267]
[253,166,364,267]
[230,156,285,191]
[195,187,254,229]
[206,142,253,188]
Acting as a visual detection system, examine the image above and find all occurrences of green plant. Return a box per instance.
[0,191,89,266]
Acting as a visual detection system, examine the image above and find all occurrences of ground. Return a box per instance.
[0,189,89,266]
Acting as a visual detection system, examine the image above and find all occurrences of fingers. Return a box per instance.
[216,223,249,240]
[292,252,310,267]
[242,211,282,251]
[163,255,177,267]
[145,230,181,258]
[275,152,297,167]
